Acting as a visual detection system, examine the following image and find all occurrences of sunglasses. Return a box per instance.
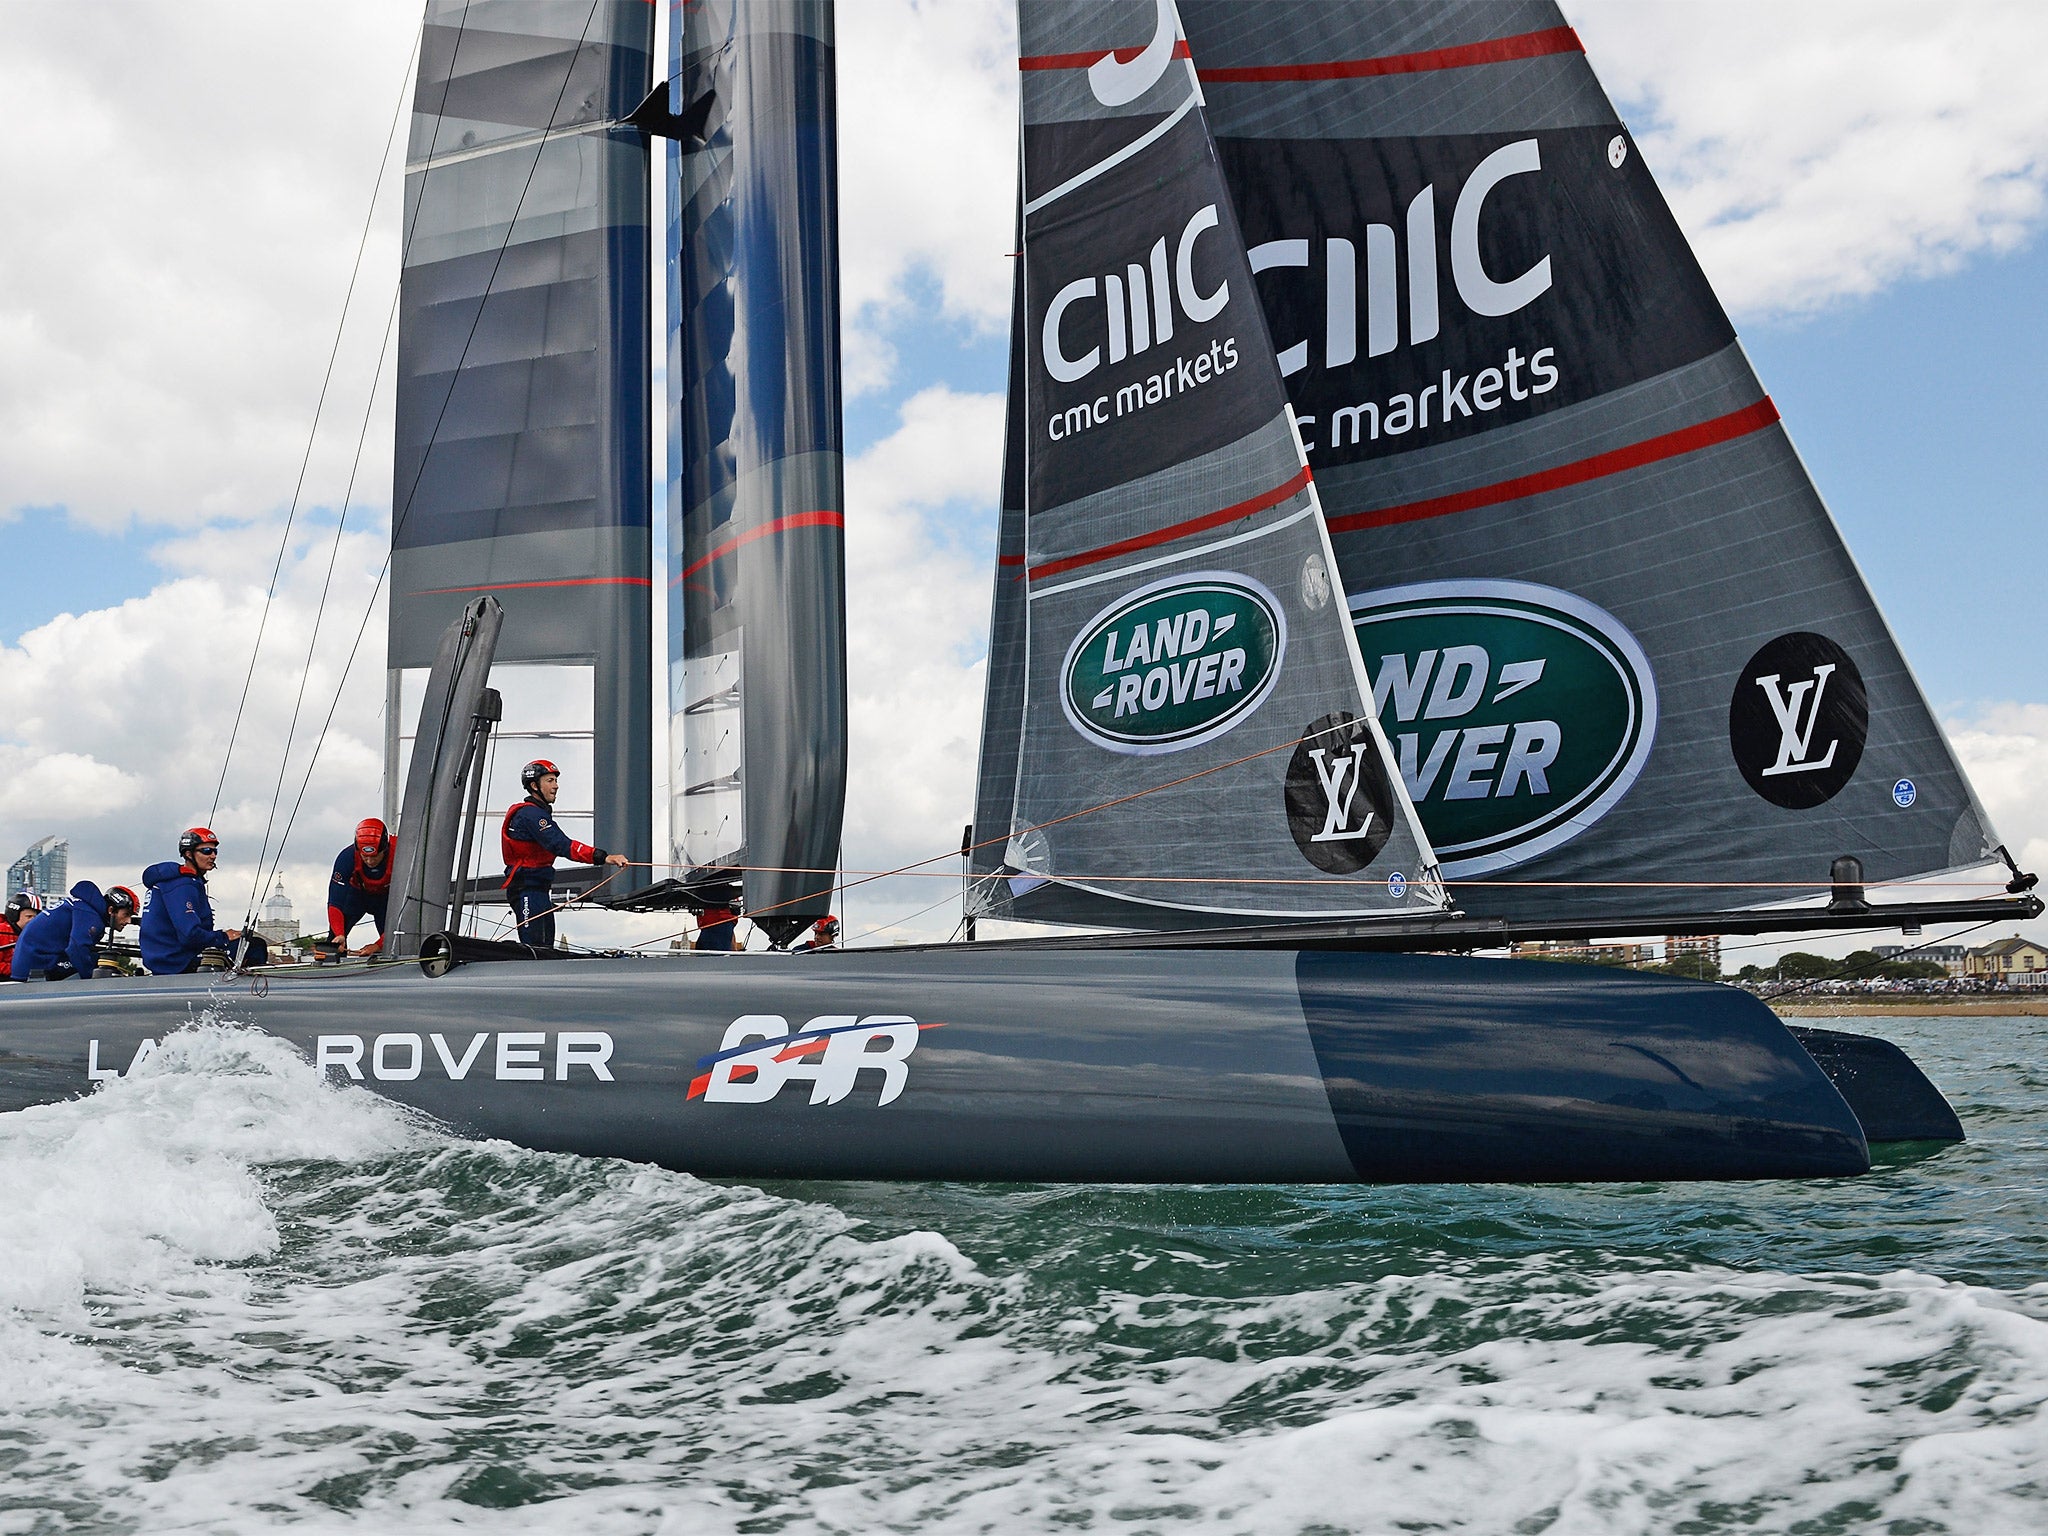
[193,844,220,855]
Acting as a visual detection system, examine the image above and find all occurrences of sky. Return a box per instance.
[0,0,2042,956]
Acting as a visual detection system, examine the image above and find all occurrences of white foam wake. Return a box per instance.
[3,1018,2047,1533]
[0,1017,429,1326]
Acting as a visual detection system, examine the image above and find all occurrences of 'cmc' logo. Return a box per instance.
[1728,632,1866,808]
[1062,573,1286,755]
[1250,138,1554,376]
[689,1015,934,1106]
[1352,580,1656,877]
[1042,203,1230,384]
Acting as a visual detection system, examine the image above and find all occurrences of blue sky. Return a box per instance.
[1741,236,2047,712]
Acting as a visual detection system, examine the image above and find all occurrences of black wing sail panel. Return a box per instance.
[667,0,847,943]
[1180,0,2006,921]
[977,0,1444,928]
[391,0,655,871]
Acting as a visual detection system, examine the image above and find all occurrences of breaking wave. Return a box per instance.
[3,1016,2046,1533]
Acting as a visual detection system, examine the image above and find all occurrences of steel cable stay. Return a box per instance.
[240,5,491,924]
[210,22,423,831]
[239,0,607,938]
[243,284,402,925]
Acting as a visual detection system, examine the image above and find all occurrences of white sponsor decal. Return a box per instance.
[692,1014,926,1107]
[315,1031,615,1083]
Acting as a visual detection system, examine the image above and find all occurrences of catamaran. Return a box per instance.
[1,0,2036,1183]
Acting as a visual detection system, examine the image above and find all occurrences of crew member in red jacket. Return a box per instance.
[329,818,395,954]
[0,892,40,979]
[502,759,627,947]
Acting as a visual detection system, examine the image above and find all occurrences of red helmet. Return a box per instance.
[106,885,138,914]
[817,914,840,935]
[521,759,560,790]
[179,826,220,858]
[355,817,389,855]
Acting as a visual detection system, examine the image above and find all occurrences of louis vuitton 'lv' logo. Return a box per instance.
[1755,664,1838,778]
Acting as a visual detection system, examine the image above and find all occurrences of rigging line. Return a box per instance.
[842,887,966,948]
[246,282,402,920]
[258,0,605,892]
[210,21,423,826]
[241,3,485,899]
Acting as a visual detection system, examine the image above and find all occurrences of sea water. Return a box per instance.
[2,1016,2044,1534]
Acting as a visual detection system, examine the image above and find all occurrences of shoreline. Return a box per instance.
[1767,997,2048,1017]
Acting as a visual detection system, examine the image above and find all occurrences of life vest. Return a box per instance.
[350,845,394,896]
[503,799,554,881]
[0,917,19,979]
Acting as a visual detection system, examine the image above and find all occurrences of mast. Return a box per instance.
[666,0,847,946]
[387,0,655,893]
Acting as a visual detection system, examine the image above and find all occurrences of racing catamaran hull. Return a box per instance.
[0,950,1885,1181]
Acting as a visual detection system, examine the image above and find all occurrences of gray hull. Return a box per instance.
[0,950,1891,1182]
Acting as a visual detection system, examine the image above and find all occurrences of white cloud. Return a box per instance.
[0,1,416,531]
[1570,0,2048,318]
[1948,703,2048,881]
[0,521,391,924]
[835,0,1019,384]
[839,385,1007,939]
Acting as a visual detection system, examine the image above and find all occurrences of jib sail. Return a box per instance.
[1179,0,2008,920]
[388,0,654,884]
[667,0,847,945]
[970,0,1445,928]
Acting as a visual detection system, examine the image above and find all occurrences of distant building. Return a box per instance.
[7,836,69,902]
[256,879,300,952]
[1875,943,1968,976]
[1513,939,1655,969]
[1665,935,1723,972]
[1965,937,2048,985]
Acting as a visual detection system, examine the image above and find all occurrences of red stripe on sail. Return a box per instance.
[419,576,652,595]
[1020,39,1193,71]
[672,509,845,585]
[1326,399,1782,535]
[1197,27,1583,84]
[1027,466,1312,582]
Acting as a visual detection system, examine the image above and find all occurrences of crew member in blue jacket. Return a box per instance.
[502,759,627,947]
[140,827,250,974]
[12,881,137,980]
[329,817,395,954]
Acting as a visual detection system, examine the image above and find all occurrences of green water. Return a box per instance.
[2,1015,2044,1533]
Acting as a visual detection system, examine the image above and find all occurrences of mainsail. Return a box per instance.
[971,0,1445,928]
[389,0,655,884]
[1176,0,2009,921]
[667,0,847,944]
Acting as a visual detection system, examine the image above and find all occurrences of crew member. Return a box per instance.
[329,817,395,954]
[502,760,627,947]
[694,904,740,952]
[0,892,39,979]
[795,914,840,952]
[139,828,252,975]
[13,882,137,981]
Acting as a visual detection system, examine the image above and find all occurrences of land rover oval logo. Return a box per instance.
[1061,572,1286,754]
[1350,580,1657,877]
